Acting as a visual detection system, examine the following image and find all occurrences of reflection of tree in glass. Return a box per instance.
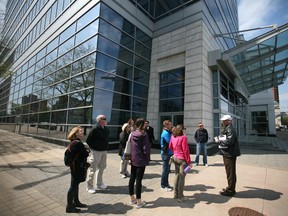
[36,42,96,126]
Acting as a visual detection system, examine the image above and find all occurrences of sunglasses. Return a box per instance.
[102,118,107,120]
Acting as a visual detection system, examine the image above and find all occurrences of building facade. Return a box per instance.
[0,0,287,145]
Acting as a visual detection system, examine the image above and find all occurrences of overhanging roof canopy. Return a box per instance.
[221,23,288,95]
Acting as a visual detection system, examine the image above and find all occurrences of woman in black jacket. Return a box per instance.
[66,126,90,213]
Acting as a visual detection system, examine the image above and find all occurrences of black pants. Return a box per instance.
[67,175,80,205]
[129,165,146,199]
[223,156,237,193]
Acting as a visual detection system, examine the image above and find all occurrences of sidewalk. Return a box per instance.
[0,129,288,216]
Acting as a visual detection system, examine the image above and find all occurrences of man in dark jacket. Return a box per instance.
[86,114,109,194]
[217,115,241,197]
[194,122,209,166]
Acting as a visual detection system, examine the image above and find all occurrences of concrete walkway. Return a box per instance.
[0,129,288,216]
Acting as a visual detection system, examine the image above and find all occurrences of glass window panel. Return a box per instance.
[36,58,45,71]
[51,96,67,111]
[115,62,133,79]
[55,65,71,82]
[96,53,132,79]
[77,4,100,31]
[133,82,148,98]
[134,54,150,72]
[135,41,151,59]
[93,88,114,108]
[160,68,184,85]
[58,37,74,56]
[67,108,92,124]
[51,110,67,124]
[69,89,93,108]
[72,52,96,75]
[98,36,133,64]
[136,28,152,48]
[47,36,59,53]
[74,36,97,59]
[95,70,132,94]
[41,86,53,100]
[134,68,149,85]
[57,50,73,69]
[132,97,147,112]
[45,7,51,28]
[70,70,95,91]
[53,81,70,96]
[160,83,184,99]
[46,49,58,64]
[75,20,99,45]
[159,98,184,112]
[26,75,33,86]
[99,19,134,50]
[59,23,75,44]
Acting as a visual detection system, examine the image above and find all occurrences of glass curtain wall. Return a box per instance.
[212,69,246,136]
[0,2,152,143]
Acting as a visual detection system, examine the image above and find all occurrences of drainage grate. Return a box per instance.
[229,207,264,216]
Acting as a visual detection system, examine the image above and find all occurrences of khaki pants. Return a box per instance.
[173,157,187,199]
[86,149,107,190]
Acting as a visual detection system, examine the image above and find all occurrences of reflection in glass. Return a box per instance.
[75,20,99,45]
[95,70,132,94]
[60,23,76,44]
[134,54,150,72]
[98,36,133,64]
[67,108,92,124]
[69,89,93,108]
[72,52,96,76]
[133,82,148,98]
[52,95,69,110]
[74,36,97,60]
[160,98,184,112]
[132,97,147,112]
[77,4,100,31]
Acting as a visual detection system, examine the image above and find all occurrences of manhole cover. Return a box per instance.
[229,207,264,216]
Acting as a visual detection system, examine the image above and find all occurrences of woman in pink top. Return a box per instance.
[169,124,192,202]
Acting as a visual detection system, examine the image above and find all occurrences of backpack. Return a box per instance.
[64,141,79,166]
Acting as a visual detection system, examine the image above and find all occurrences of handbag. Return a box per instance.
[122,133,132,160]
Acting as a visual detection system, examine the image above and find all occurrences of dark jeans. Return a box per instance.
[194,142,207,165]
[161,154,171,188]
[129,165,146,199]
[223,156,237,193]
[67,175,80,204]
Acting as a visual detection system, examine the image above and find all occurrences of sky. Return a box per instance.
[237,0,288,112]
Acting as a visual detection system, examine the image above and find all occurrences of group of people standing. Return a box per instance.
[65,114,240,213]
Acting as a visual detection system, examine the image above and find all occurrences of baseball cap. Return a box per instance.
[220,115,232,121]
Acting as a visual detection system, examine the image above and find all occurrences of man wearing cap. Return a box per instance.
[193,122,209,167]
[217,115,241,197]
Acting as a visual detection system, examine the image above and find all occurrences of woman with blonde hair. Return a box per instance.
[66,126,90,213]
[169,124,192,203]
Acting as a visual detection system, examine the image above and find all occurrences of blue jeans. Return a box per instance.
[161,154,171,188]
[194,142,207,165]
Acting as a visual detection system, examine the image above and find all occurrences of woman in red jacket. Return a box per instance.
[169,124,192,203]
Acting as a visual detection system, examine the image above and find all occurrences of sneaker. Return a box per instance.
[130,200,137,205]
[136,201,147,209]
[120,174,127,178]
[87,189,96,194]
[97,184,107,190]
[162,187,173,192]
[205,164,209,167]
[193,163,198,166]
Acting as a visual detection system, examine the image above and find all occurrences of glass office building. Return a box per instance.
[0,0,287,145]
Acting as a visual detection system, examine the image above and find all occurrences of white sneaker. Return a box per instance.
[162,187,173,192]
[87,189,96,194]
[120,174,126,178]
[97,184,107,190]
[205,164,209,167]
